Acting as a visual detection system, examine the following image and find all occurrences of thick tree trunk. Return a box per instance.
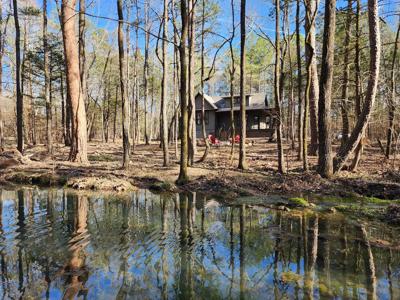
[177,0,189,184]
[334,0,380,172]
[117,0,130,169]
[238,0,247,170]
[317,0,336,178]
[43,0,53,155]
[79,0,87,112]
[340,0,352,147]
[304,0,318,169]
[61,0,88,163]
[386,18,399,158]
[161,0,170,166]
[275,0,286,174]
[13,0,23,153]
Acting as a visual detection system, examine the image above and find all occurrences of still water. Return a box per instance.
[0,188,399,299]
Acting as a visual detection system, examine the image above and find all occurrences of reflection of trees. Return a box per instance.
[62,194,89,299]
[1,188,400,299]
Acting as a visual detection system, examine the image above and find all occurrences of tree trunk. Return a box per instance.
[238,0,248,170]
[43,0,53,155]
[334,0,380,172]
[307,0,319,156]
[113,86,118,142]
[317,0,336,178]
[61,0,88,163]
[177,0,189,184]
[79,0,87,113]
[13,0,23,153]
[296,0,303,161]
[144,1,150,145]
[0,1,4,150]
[187,0,196,166]
[199,0,211,163]
[340,0,352,147]
[385,17,399,158]
[61,74,66,144]
[275,0,286,174]
[117,0,130,169]
[161,0,170,166]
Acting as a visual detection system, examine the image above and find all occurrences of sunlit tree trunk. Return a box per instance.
[61,0,88,163]
[199,0,211,163]
[188,0,196,166]
[144,1,150,145]
[0,2,4,150]
[340,0,352,147]
[296,0,303,161]
[117,0,130,169]
[79,0,87,113]
[304,0,319,168]
[275,0,286,174]
[238,0,248,170]
[386,18,399,158]
[317,0,336,178]
[177,0,189,184]
[13,0,23,153]
[308,0,319,157]
[161,0,170,166]
[334,0,380,172]
[43,0,53,154]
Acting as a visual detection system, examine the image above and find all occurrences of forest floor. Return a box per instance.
[1,138,400,201]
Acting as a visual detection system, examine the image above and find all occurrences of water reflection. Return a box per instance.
[0,188,399,299]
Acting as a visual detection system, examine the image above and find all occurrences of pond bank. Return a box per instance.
[1,142,399,224]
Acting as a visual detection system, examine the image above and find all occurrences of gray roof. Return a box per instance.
[197,92,271,111]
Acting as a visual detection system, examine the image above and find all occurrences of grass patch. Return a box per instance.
[88,154,114,162]
[288,197,310,207]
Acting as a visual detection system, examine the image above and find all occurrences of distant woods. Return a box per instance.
[2,0,398,182]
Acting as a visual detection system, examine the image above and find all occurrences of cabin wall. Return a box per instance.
[195,110,216,137]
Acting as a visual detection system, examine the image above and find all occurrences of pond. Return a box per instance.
[0,188,399,299]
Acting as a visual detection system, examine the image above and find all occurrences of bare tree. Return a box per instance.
[144,1,150,145]
[0,1,7,150]
[334,0,381,172]
[340,0,352,146]
[275,0,286,174]
[303,0,318,170]
[177,0,189,184]
[117,0,130,169]
[386,17,399,158]
[13,0,23,153]
[198,0,211,163]
[317,0,336,178]
[43,0,52,154]
[61,0,88,163]
[238,0,247,170]
[188,0,196,165]
[296,0,303,161]
[161,0,170,166]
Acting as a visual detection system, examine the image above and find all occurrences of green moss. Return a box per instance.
[288,197,310,207]
[281,271,302,284]
[149,181,175,193]
[334,204,383,219]
[88,154,114,162]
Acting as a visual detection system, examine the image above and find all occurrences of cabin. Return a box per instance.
[195,92,277,140]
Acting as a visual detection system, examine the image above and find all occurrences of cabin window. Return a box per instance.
[251,115,260,130]
[196,111,209,125]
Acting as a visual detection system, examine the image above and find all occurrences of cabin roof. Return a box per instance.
[195,92,271,111]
